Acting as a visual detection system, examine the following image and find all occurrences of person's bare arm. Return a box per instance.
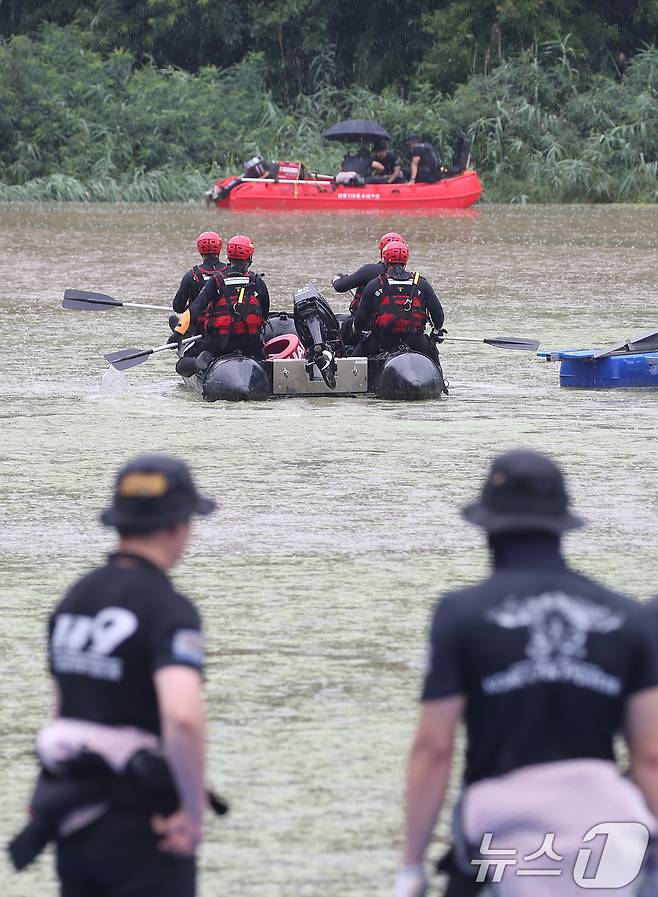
[403,695,465,865]
[153,666,206,854]
[52,681,61,718]
[371,160,385,173]
[408,157,419,184]
[626,686,658,819]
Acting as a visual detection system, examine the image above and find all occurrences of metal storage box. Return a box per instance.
[271,358,368,395]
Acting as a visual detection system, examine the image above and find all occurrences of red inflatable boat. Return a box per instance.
[206,170,482,212]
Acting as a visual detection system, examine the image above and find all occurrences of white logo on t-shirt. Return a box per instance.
[482,592,624,696]
[51,607,138,681]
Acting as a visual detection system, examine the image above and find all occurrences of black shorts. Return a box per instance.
[57,809,196,897]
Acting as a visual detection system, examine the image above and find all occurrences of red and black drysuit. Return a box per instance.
[332,261,385,345]
[185,262,270,360]
[352,265,444,361]
[172,256,227,313]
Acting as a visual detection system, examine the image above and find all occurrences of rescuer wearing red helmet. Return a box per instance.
[172,231,226,316]
[173,234,270,375]
[331,232,406,346]
[352,240,446,362]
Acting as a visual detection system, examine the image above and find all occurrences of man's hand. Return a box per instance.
[152,809,202,856]
[394,865,427,897]
[431,328,448,344]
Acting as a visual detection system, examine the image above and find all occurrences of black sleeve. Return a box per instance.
[420,279,445,329]
[188,278,217,322]
[332,263,380,294]
[354,279,379,330]
[47,611,56,675]
[173,272,193,313]
[255,275,270,319]
[150,594,204,674]
[628,600,658,694]
[421,594,467,700]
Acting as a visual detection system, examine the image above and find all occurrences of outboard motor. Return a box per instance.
[243,154,268,178]
[293,286,343,389]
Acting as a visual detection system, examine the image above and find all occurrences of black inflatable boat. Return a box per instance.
[179,287,447,402]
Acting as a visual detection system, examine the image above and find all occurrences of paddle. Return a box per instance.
[592,327,658,359]
[432,332,540,352]
[104,335,201,371]
[63,289,171,313]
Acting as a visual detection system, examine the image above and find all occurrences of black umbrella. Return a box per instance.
[323,119,391,143]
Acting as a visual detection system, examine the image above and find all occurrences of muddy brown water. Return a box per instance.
[1,202,657,895]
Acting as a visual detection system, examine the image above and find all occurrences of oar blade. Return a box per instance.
[63,289,121,310]
[104,347,149,370]
[483,335,540,352]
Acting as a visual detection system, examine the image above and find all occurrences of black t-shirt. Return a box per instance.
[422,550,658,785]
[373,151,400,176]
[410,142,440,176]
[48,553,203,736]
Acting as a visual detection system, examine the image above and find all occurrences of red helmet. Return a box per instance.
[227,234,255,261]
[197,231,222,255]
[382,240,409,266]
[379,231,405,256]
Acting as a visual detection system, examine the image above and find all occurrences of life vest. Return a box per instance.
[192,262,226,326]
[205,271,265,336]
[373,271,427,334]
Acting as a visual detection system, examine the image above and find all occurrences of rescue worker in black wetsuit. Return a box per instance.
[14,455,216,897]
[174,234,270,375]
[173,231,226,315]
[396,450,658,897]
[352,240,445,362]
[405,133,443,184]
[331,231,404,347]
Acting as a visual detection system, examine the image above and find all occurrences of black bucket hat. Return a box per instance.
[462,450,584,535]
[100,454,216,533]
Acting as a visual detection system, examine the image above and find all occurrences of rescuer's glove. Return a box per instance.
[175,309,191,335]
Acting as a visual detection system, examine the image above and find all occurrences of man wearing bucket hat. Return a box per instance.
[396,450,658,897]
[32,455,215,897]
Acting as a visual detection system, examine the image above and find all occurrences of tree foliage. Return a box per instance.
[1,11,658,202]
[3,0,658,97]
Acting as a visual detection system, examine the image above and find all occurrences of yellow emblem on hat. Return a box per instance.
[119,472,168,498]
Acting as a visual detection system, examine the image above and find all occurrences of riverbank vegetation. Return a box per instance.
[1,9,658,202]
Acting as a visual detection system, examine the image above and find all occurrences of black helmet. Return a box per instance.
[100,454,216,533]
[462,450,584,535]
